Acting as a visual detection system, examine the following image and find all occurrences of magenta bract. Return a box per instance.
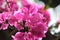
[0,0,50,40]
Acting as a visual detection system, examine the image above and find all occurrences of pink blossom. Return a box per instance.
[42,10,50,24]
[21,0,31,6]
[12,32,42,40]
[0,12,10,30]
[30,23,47,37]
[11,0,50,40]
[12,32,25,40]
[29,4,38,13]
[5,1,18,11]
[0,12,10,23]
[0,7,4,13]
[14,22,24,31]
[8,15,17,26]
[0,0,50,40]
[0,23,8,30]
[13,11,24,22]
[0,0,5,6]
[7,0,17,2]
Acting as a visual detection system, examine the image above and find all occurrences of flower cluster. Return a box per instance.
[0,0,50,40]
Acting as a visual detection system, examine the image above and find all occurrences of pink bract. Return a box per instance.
[11,0,50,40]
[12,32,42,40]
[0,0,50,40]
[5,1,18,11]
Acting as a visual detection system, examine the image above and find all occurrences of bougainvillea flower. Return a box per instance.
[8,15,17,26]
[0,0,50,40]
[11,0,50,40]
[7,0,17,2]
[5,1,18,11]
[0,12,10,23]
[21,0,31,6]
[0,23,8,30]
[12,32,26,40]
[0,12,10,30]
[30,23,47,37]
[0,0,5,6]
[12,32,42,40]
